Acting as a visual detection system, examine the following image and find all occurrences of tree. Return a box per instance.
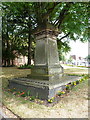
[68,56,73,64]
[2,3,25,66]
[86,55,90,61]
[31,2,89,60]
[2,3,35,66]
[2,2,89,66]
[32,2,89,41]
[51,2,89,42]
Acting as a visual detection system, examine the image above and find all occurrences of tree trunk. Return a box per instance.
[7,59,10,66]
[28,31,31,65]
[6,41,10,66]
[6,22,11,66]
[4,59,7,66]
[11,59,14,66]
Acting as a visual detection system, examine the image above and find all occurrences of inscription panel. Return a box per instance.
[47,39,59,65]
[35,40,46,65]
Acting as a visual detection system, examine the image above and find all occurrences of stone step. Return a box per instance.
[9,75,82,99]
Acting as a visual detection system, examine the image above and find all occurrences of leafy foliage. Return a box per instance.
[18,64,33,69]
[86,55,90,60]
[2,2,89,65]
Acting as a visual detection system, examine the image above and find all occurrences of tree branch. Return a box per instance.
[42,3,60,20]
[54,3,73,28]
[47,3,60,14]
[58,32,70,41]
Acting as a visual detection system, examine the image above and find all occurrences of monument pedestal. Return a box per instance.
[9,75,81,99]
[9,29,69,99]
[27,29,63,83]
[27,65,63,82]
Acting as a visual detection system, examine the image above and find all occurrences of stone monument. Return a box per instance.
[27,27,63,85]
[9,25,80,99]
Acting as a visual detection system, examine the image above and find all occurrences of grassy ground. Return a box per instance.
[64,68,88,75]
[2,67,31,88]
[1,67,89,118]
[63,64,90,68]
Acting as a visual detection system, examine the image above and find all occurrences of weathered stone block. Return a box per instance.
[9,75,81,99]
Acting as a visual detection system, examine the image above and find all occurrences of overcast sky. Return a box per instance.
[67,40,88,58]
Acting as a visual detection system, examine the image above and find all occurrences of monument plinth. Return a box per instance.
[9,28,65,99]
[27,29,63,84]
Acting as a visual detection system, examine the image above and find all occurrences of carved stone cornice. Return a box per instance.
[34,29,60,37]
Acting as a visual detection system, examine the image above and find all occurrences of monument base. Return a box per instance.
[27,65,63,84]
[8,75,81,100]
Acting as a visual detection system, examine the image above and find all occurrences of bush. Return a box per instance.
[66,85,72,90]
[76,80,79,84]
[48,97,55,103]
[18,64,34,69]
[20,92,26,97]
[30,96,35,101]
[57,91,65,96]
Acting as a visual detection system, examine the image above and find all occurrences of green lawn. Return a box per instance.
[64,68,88,75]
[1,67,89,118]
[2,67,31,88]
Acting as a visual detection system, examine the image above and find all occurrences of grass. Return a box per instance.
[64,68,88,75]
[1,67,89,118]
[3,90,46,117]
[2,67,31,88]
[72,78,88,91]
[64,64,90,68]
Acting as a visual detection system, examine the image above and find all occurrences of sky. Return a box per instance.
[58,33,88,59]
[67,40,88,58]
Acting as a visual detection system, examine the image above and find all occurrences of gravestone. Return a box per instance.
[9,25,81,100]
